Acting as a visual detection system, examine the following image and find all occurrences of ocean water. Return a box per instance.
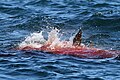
[0,0,120,80]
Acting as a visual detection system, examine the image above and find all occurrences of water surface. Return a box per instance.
[0,0,120,80]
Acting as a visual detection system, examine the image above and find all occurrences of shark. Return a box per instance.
[18,29,120,59]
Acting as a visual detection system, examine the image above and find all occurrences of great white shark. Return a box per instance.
[17,29,120,59]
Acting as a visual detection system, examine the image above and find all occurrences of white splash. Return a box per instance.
[19,31,46,48]
[18,28,83,49]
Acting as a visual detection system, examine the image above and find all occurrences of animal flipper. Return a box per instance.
[73,29,82,46]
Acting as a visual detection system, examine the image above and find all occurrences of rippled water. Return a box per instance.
[0,0,120,80]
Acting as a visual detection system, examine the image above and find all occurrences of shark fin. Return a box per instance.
[73,29,82,46]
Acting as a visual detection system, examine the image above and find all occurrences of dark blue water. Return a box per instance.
[0,0,120,80]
